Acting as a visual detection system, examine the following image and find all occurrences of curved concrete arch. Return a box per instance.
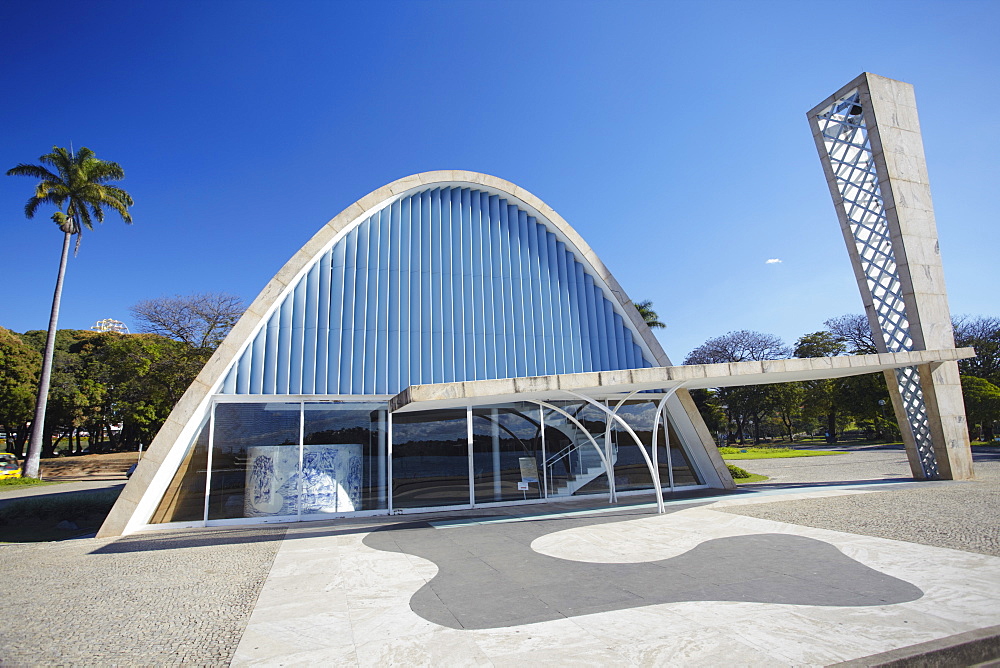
[99,171,712,537]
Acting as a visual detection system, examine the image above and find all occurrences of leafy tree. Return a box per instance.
[685,330,790,364]
[770,381,805,442]
[953,316,1000,386]
[794,331,847,358]
[130,292,246,350]
[961,376,1000,442]
[794,331,849,443]
[685,330,790,444]
[6,147,134,477]
[688,388,726,437]
[20,330,104,456]
[824,314,878,354]
[0,328,41,455]
[70,332,203,451]
[836,372,896,441]
[634,300,665,329]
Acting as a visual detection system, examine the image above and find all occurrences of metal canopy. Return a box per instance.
[388,348,974,413]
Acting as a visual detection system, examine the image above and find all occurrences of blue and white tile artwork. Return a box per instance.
[300,444,363,514]
[244,444,363,517]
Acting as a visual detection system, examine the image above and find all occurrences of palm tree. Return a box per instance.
[7,146,134,478]
[635,299,666,329]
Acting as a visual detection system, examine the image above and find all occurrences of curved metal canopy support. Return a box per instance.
[565,391,666,514]
[651,386,684,493]
[533,400,615,505]
[604,390,642,503]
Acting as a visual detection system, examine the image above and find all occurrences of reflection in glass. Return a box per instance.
[610,400,662,492]
[611,400,701,490]
[666,417,700,486]
[472,404,543,504]
[392,409,470,508]
[542,402,610,497]
[150,415,210,523]
[209,402,300,520]
[302,402,387,513]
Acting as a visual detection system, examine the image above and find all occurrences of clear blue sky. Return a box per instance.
[2,0,997,361]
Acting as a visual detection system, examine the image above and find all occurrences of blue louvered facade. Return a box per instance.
[220,186,652,395]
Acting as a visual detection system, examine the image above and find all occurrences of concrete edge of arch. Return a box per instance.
[98,171,715,538]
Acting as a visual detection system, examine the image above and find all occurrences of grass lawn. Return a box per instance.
[0,477,61,489]
[719,447,844,460]
[734,473,770,484]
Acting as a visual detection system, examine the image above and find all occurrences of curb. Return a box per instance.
[830,624,1000,667]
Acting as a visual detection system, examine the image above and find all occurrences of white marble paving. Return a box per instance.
[231,491,1000,667]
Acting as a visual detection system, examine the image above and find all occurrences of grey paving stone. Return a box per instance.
[363,514,924,630]
[722,450,1000,557]
[0,526,285,666]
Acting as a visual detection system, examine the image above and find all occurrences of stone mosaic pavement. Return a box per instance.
[231,484,1000,666]
[1,448,998,666]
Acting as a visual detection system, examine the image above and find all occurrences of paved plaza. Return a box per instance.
[1,448,998,666]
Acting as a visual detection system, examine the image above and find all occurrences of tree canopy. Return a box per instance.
[684,330,790,365]
[130,292,245,350]
[0,328,41,454]
[634,300,665,329]
[683,314,997,446]
[954,315,1000,386]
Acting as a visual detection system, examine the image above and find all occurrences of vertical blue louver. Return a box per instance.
[221,187,652,395]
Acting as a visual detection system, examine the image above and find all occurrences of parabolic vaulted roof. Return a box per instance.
[100,171,708,536]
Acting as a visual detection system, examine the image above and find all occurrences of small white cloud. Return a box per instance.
[765,258,782,264]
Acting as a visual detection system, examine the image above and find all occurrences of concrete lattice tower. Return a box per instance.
[807,72,973,480]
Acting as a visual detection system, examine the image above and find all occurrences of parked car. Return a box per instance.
[0,453,21,480]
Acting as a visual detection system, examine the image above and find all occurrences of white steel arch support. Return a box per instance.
[565,391,666,514]
[604,389,642,503]
[533,400,615,505]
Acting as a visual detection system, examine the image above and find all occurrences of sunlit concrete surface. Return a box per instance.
[2,451,997,666]
[232,477,1000,666]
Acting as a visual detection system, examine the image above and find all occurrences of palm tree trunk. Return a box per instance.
[22,230,72,478]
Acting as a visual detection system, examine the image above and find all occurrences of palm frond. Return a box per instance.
[635,299,666,329]
[74,147,96,163]
[34,180,68,199]
[83,159,125,183]
[72,200,95,230]
[102,198,132,223]
[25,193,65,218]
[5,163,60,180]
[39,147,72,171]
[89,202,105,224]
[100,185,134,207]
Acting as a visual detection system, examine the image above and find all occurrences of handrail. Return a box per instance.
[544,434,591,466]
[533,400,615,504]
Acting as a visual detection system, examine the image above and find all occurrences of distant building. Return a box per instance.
[91,319,130,334]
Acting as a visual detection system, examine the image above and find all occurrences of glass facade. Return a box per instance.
[542,401,611,497]
[151,395,703,526]
[210,402,300,520]
[472,404,544,504]
[391,409,470,508]
[303,402,388,514]
[610,400,702,491]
